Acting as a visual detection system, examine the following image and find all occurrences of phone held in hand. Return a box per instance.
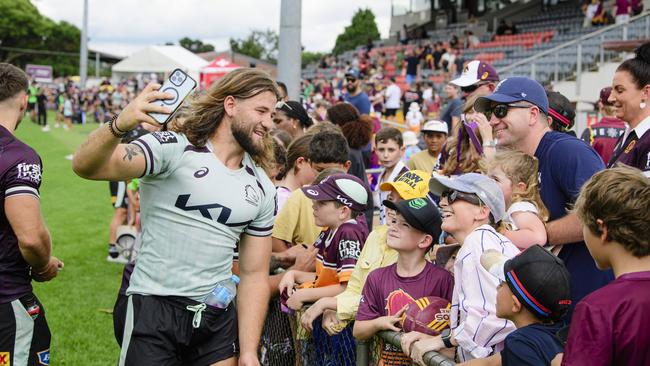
[149,68,197,124]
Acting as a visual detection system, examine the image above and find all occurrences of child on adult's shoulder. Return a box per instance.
[373,127,409,225]
[560,166,650,366]
[480,150,549,251]
[454,244,571,366]
[353,197,453,366]
[405,102,424,133]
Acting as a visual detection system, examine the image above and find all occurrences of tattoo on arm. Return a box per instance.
[122,144,143,162]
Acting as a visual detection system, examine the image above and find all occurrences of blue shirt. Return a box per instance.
[440,98,462,131]
[534,131,613,319]
[344,92,371,115]
[501,323,564,366]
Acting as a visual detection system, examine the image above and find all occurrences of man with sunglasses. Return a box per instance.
[343,70,371,115]
[450,60,500,100]
[474,76,612,321]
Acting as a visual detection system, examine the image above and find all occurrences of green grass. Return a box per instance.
[15,115,123,365]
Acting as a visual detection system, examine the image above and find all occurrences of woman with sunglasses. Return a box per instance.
[401,173,519,363]
[440,91,495,176]
[274,100,314,140]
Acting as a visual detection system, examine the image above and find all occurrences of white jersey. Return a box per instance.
[129,131,276,301]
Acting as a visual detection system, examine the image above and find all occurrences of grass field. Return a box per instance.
[15,116,123,365]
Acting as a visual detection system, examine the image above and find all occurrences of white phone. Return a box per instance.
[149,68,196,124]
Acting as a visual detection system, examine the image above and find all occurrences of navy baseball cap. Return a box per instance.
[474,76,549,115]
[383,198,442,238]
[302,173,371,212]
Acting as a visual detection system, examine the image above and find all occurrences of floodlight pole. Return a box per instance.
[278,0,302,100]
[79,0,89,88]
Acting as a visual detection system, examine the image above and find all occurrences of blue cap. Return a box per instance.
[429,172,506,223]
[474,76,549,115]
[345,69,360,79]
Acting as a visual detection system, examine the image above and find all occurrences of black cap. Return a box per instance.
[502,245,572,321]
[383,198,442,238]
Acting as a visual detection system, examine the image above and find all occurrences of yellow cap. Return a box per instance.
[379,170,430,200]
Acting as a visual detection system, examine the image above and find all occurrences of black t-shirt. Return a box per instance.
[405,56,419,76]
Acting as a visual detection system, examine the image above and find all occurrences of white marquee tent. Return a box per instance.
[111,45,208,81]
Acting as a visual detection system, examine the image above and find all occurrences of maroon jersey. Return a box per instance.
[0,125,43,303]
[583,117,625,164]
[608,119,650,176]
[357,262,454,365]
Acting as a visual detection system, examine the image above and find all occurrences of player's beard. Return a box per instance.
[231,117,265,157]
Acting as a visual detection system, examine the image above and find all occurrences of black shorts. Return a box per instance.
[113,294,128,346]
[384,108,398,117]
[110,181,128,209]
[119,294,238,366]
[0,293,51,366]
[27,102,36,112]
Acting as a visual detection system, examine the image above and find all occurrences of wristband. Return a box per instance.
[108,114,126,138]
[483,139,498,148]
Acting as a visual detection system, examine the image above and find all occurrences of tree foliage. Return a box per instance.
[179,37,215,53]
[0,0,81,76]
[301,51,326,68]
[229,29,279,63]
[332,8,380,55]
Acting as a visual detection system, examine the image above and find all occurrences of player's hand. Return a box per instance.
[32,256,64,282]
[300,301,323,332]
[115,83,174,131]
[400,331,429,358]
[238,351,260,366]
[376,306,407,332]
[286,289,305,311]
[293,246,318,272]
[278,270,295,295]
[322,309,344,336]
[410,335,444,366]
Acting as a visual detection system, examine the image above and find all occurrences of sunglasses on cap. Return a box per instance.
[485,103,533,119]
[460,82,487,94]
[275,101,293,111]
[441,190,483,206]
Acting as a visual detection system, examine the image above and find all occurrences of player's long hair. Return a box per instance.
[178,68,280,173]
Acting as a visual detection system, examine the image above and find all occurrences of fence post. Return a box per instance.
[623,23,628,41]
[645,16,649,40]
[555,52,559,82]
[600,34,604,64]
[576,43,582,97]
[356,340,369,366]
[530,63,536,80]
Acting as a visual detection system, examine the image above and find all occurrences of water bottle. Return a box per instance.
[205,275,240,308]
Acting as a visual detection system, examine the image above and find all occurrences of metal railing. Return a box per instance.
[497,11,650,92]
[355,331,456,366]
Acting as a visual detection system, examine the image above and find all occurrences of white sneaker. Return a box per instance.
[41,125,51,132]
[106,255,129,264]
[54,123,61,128]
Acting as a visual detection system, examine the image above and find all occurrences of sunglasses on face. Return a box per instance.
[346,78,357,83]
[441,190,483,206]
[275,101,293,111]
[485,103,533,119]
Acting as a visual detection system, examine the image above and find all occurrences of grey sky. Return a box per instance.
[33,0,392,57]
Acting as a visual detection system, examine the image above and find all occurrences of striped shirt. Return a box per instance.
[128,131,276,301]
[451,225,520,361]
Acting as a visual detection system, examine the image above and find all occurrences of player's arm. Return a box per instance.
[5,195,62,281]
[237,233,272,364]
[295,283,346,303]
[72,83,172,181]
